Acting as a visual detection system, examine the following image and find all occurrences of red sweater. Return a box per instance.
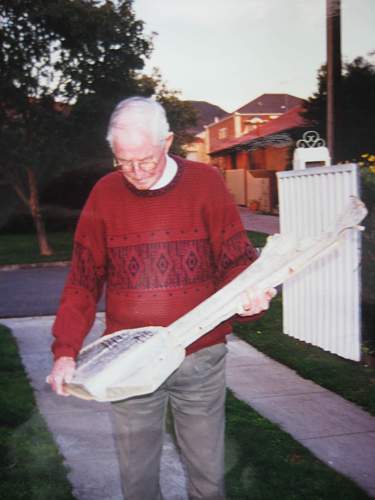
[52,156,259,360]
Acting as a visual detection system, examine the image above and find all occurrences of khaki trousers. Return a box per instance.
[111,343,227,500]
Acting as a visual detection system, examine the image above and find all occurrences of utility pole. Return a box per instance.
[326,0,342,163]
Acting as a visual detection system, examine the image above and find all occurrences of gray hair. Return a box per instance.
[106,96,171,149]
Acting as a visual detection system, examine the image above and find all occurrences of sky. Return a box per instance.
[133,0,375,112]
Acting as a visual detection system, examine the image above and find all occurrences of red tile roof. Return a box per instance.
[235,93,304,114]
[209,106,307,154]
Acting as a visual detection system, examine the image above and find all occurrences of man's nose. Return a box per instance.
[132,163,144,176]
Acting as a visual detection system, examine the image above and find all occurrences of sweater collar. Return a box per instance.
[150,155,178,190]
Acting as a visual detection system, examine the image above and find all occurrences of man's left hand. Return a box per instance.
[237,287,277,316]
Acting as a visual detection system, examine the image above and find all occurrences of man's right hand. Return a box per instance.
[46,357,76,396]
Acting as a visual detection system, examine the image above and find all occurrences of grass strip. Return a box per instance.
[0,324,75,500]
[247,230,269,248]
[0,232,73,266]
[0,230,266,266]
[225,390,371,499]
[234,295,375,417]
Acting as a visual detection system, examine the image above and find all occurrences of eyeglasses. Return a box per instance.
[113,152,164,173]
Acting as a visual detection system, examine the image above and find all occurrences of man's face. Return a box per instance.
[112,130,173,190]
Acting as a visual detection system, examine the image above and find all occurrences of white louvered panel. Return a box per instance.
[277,165,361,361]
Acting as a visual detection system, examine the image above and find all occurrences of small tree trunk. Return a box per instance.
[27,168,54,256]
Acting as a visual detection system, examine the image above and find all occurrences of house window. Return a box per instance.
[249,117,265,124]
[218,127,227,139]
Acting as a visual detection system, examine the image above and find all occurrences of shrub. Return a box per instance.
[360,161,375,353]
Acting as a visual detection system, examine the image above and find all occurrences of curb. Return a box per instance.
[0,261,71,272]
[1,250,265,272]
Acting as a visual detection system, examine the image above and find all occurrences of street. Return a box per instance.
[0,266,105,318]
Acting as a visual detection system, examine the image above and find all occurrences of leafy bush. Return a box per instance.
[360,162,375,353]
[1,164,110,234]
[41,164,111,209]
[0,205,80,234]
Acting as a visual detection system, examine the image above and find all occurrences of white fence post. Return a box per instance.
[277,164,362,361]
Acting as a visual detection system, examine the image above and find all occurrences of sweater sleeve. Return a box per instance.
[204,169,265,324]
[51,186,107,360]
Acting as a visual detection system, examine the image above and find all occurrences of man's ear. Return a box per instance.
[164,133,174,154]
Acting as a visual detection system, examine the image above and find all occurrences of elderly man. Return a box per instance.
[48,97,275,500]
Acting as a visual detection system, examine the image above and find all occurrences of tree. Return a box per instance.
[303,56,375,162]
[150,70,197,156]
[0,0,152,254]
[0,97,72,254]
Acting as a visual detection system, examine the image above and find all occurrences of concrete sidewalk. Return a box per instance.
[2,315,375,499]
[238,207,279,235]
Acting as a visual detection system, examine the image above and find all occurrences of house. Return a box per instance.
[186,94,308,212]
[209,105,308,212]
[186,93,305,165]
[209,104,307,171]
[207,93,304,165]
[183,132,210,163]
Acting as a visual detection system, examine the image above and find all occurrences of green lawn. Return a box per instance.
[0,325,75,500]
[247,230,269,248]
[0,232,73,266]
[0,230,267,266]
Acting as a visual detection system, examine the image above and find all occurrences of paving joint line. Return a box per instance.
[232,389,332,400]
[302,430,375,441]
[0,260,71,271]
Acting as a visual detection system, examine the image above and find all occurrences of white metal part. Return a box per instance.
[277,164,363,361]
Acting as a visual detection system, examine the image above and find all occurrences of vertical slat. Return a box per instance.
[276,165,361,361]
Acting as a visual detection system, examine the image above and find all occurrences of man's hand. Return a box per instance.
[237,287,277,316]
[46,357,76,396]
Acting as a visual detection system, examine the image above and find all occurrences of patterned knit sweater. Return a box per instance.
[52,156,259,360]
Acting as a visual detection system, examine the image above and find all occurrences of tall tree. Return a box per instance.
[0,98,72,254]
[303,56,375,162]
[0,0,152,254]
[151,70,197,156]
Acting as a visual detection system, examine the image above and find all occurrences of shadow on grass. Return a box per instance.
[0,325,75,500]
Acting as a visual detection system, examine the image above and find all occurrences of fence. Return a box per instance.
[224,169,271,211]
[277,164,362,361]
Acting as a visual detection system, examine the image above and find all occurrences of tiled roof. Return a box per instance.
[235,93,304,114]
[209,106,307,154]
